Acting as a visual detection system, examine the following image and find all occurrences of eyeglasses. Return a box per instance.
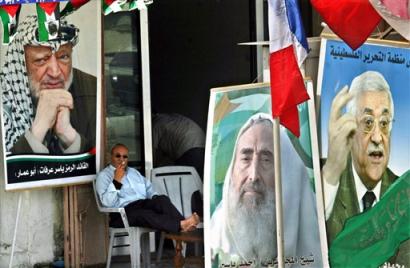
[114,154,128,159]
[358,115,392,134]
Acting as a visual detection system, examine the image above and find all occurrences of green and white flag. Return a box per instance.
[102,0,151,15]
[126,0,147,11]
[102,0,126,15]
[0,4,21,44]
[330,170,410,267]
[61,0,91,17]
[36,2,60,42]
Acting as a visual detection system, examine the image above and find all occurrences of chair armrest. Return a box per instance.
[99,207,123,213]
[100,207,131,229]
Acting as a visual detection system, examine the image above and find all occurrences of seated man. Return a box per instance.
[96,143,200,233]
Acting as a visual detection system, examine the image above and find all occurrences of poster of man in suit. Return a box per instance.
[318,37,410,267]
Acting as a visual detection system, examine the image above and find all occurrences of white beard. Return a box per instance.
[227,182,277,263]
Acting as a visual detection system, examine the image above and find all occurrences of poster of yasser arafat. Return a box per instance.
[0,1,101,190]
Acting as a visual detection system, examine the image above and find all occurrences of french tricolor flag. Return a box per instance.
[268,0,309,137]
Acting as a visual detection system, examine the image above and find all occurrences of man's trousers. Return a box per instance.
[110,195,184,233]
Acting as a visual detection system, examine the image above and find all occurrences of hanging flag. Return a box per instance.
[102,0,127,15]
[102,0,151,15]
[0,0,67,4]
[369,0,410,41]
[329,170,410,267]
[126,0,147,11]
[268,0,310,137]
[61,0,91,17]
[311,0,381,50]
[36,2,61,42]
[379,0,410,18]
[0,4,20,44]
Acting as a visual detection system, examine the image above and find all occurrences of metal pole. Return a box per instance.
[9,193,22,268]
[139,7,153,180]
[139,7,155,252]
[255,0,264,82]
[306,81,330,267]
[273,118,284,268]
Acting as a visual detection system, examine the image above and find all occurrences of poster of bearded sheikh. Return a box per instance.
[204,82,325,267]
[318,37,410,267]
[0,1,101,190]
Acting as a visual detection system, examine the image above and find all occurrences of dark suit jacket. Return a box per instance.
[326,159,409,265]
[11,69,96,154]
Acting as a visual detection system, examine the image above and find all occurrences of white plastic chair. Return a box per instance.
[92,179,155,268]
[151,166,203,263]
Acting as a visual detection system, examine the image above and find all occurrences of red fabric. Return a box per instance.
[311,0,381,50]
[104,0,117,6]
[381,0,410,19]
[89,147,96,155]
[1,4,20,16]
[38,3,59,15]
[269,45,309,137]
[70,0,91,9]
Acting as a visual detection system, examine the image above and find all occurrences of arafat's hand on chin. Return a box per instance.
[54,106,77,149]
[31,89,74,143]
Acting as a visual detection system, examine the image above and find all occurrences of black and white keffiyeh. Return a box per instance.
[1,15,79,151]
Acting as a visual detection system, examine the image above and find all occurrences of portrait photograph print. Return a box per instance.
[204,82,325,267]
[318,37,410,267]
[0,1,101,190]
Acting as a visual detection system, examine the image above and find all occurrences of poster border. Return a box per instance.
[1,1,102,191]
[316,35,410,257]
[204,81,327,267]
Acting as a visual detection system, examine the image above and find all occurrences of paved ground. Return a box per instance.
[110,246,204,268]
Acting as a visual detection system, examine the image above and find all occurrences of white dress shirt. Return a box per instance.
[352,163,381,213]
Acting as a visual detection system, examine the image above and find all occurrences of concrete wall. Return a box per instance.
[0,171,63,267]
